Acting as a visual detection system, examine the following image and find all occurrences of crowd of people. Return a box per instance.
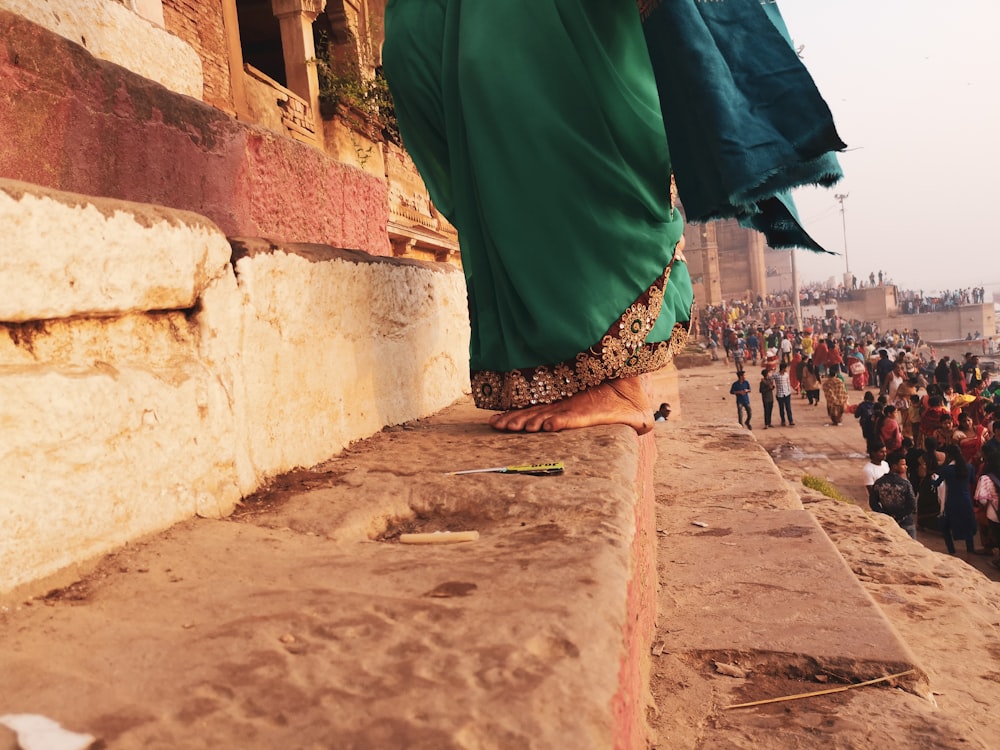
[857,362,1000,567]
[700,278,991,336]
[716,317,1000,567]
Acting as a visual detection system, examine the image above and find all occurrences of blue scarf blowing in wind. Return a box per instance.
[642,0,846,253]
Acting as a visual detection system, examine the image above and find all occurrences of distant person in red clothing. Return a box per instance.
[812,337,829,372]
[877,404,904,452]
[919,395,954,449]
[825,339,843,373]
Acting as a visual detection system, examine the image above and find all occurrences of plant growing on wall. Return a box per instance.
[311,30,400,145]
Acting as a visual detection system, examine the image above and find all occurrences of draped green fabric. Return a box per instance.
[383,0,691,410]
[382,0,844,410]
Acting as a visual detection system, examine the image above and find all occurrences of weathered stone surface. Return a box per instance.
[219,239,471,488]
[0,358,242,592]
[0,189,470,597]
[0,13,391,256]
[0,401,654,749]
[0,180,232,322]
[0,0,202,98]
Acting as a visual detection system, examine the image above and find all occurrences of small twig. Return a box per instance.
[724,669,916,710]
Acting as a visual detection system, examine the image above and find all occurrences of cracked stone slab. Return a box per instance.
[657,507,927,693]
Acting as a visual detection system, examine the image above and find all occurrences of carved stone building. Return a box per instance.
[4,0,459,265]
[681,214,769,306]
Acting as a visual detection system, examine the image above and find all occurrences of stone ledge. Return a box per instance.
[0,399,659,749]
[0,188,470,597]
[0,179,230,323]
[652,423,927,695]
[0,376,939,748]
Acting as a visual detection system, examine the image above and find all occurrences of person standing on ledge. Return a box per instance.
[382,0,844,433]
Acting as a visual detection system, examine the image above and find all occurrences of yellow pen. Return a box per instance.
[445,462,564,476]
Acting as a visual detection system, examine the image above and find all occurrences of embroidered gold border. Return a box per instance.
[471,257,692,411]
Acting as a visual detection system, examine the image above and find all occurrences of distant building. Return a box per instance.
[681,213,768,306]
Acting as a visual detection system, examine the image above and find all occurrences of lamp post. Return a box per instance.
[835,193,850,276]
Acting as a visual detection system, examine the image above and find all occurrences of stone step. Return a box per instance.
[0,399,659,748]
[649,421,930,740]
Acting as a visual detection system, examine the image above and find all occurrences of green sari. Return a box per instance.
[384,0,690,410]
[382,0,842,411]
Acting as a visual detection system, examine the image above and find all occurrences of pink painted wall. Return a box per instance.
[0,10,390,256]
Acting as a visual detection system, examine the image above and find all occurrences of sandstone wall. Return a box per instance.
[0,0,201,98]
[0,8,391,258]
[0,180,470,598]
[161,0,234,111]
[835,289,994,342]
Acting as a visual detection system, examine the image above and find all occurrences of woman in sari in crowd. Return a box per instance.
[893,374,918,438]
[917,438,945,531]
[382,0,844,432]
[825,340,844,374]
[847,350,868,390]
[789,350,803,395]
[974,450,1000,568]
[934,443,981,556]
[821,366,848,425]
[800,357,821,405]
[949,360,967,396]
[955,411,987,470]
[934,357,951,387]
[920,395,955,448]
[884,363,905,405]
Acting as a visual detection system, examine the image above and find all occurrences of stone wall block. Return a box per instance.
[229,241,470,480]
[0,15,390,257]
[0,180,232,323]
[0,360,242,592]
[0,192,470,598]
[0,0,202,99]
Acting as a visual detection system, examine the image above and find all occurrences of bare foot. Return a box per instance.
[487,376,654,434]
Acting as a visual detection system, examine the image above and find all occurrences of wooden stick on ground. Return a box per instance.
[724,669,917,710]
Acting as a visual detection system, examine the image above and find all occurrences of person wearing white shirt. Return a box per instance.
[862,443,890,506]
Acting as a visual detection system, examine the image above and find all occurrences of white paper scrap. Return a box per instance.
[0,714,96,750]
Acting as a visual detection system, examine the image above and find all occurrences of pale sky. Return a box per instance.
[772,0,1000,294]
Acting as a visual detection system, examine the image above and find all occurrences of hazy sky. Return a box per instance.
[770,0,1000,294]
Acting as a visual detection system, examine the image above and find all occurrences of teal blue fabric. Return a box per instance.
[643,0,846,253]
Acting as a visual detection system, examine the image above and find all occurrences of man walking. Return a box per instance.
[759,367,776,429]
[774,361,795,426]
[862,442,890,508]
[730,371,753,430]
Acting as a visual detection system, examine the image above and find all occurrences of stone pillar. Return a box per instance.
[747,232,767,300]
[221,0,249,121]
[272,0,326,139]
[699,223,722,306]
